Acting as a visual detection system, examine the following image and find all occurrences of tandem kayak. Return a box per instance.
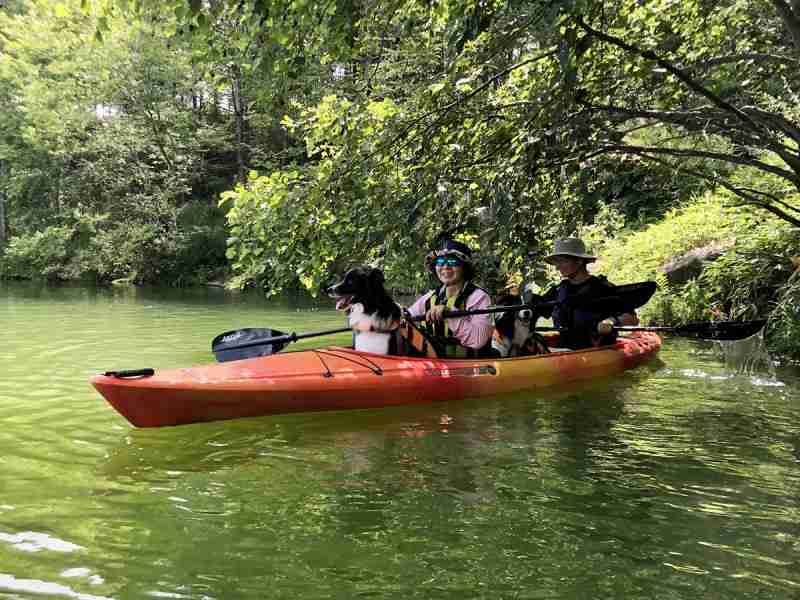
[90,332,661,428]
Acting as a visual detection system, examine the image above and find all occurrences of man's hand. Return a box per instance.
[597,318,616,335]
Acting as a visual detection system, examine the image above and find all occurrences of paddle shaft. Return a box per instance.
[536,319,766,341]
[214,283,657,355]
[229,326,352,350]
[216,304,546,353]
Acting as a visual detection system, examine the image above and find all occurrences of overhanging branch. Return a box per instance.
[610,151,800,227]
[599,143,800,185]
[573,16,766,136]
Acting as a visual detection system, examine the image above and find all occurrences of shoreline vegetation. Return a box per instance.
[1,0,799,358]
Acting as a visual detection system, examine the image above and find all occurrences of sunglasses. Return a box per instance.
[433,256,464,268]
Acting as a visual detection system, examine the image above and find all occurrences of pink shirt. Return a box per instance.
[407,286,494,349]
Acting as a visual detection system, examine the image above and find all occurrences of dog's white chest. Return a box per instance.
[348,304,393,354]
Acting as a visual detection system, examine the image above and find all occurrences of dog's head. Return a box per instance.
[325,266,387,311]
[494,293,534,340]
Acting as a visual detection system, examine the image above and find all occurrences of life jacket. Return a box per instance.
[416,282,493,358]
[397,319,439,358]
[551,275,618,349]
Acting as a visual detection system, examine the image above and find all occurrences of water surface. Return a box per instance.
[1,281,798,599]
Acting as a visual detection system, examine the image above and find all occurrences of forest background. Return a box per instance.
[0,0,798,357]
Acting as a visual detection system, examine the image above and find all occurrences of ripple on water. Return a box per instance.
[0,574,112,600]
[4,285,800,599]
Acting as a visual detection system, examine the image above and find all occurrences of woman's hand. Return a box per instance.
[425,305,449,322]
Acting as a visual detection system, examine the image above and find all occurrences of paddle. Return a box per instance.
[211,326,352,362]
[211,280,657,362]
[535,319,767,341]
[212,306,545,362]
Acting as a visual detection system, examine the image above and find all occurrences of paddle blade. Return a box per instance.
[565,281,657,314]
[613,281,657,311]
[674,319,767,341]
[212,328,287,362]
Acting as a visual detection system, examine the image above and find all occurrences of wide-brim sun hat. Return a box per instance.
[425,239,476,279]
[544,237,597,264]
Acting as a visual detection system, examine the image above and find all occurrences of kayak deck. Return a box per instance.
[90,332,661,428]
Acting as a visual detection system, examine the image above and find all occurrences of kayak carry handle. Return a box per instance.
[103,368,155,379]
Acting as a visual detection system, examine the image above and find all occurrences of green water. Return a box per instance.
[1,281,799,599]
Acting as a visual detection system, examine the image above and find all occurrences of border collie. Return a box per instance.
[492,293,549,357]
[325,266,402,355]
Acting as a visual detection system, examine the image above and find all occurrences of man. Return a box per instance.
[535,238,639,350]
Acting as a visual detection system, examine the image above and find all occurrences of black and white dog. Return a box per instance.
[325,266,402,355]
[492,293,549,357]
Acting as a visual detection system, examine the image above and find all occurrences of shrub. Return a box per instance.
[596,186,800,357]
[0,226,73,280]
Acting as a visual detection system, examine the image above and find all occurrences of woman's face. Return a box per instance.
[550,256,586,280]
[433,255,466,286]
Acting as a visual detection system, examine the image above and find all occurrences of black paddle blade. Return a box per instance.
[212,328,287,362]
[613,281,657,311]
[674,319,767,341]
[565,281,657,314]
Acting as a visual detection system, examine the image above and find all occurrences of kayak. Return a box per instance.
[90,332,661,428]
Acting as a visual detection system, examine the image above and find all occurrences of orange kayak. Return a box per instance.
[90,333,661,428]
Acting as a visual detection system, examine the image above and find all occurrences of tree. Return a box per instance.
[557,0,800,226]
[65,0,798,295]
[0,0,232,282]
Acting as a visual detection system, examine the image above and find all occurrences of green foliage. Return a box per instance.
[598,174,800,356]
[2,0,799,370]
[600,193,752,288]
[0,0,239,285]
[0,206,228,284]
[768,276,800,360]
[577,202,626,259]
[1,225,73,280]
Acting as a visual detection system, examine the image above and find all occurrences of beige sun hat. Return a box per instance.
[544,237,597,264]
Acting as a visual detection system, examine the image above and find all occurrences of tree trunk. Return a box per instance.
[0,160,6,248]
[230,65,246,183]
[478,193,502,296]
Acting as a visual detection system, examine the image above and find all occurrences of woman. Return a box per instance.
[535,237,638,349]
[406,239,494,357]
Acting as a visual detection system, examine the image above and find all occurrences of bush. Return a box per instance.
[768,277,800,360]
[597,187,800,357]
[0,206,229,286]
[0,225,73,280]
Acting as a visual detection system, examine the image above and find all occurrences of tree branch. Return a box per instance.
[598,143,800,185]
[689,52,799,68]
[584,102,800,175]
[613,151,800,227]
[344,48,559,176]
[573,16,766,136]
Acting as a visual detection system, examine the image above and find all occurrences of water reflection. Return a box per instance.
[4,281,800,599]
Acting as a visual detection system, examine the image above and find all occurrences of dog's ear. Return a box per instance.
[368,267,385,286]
